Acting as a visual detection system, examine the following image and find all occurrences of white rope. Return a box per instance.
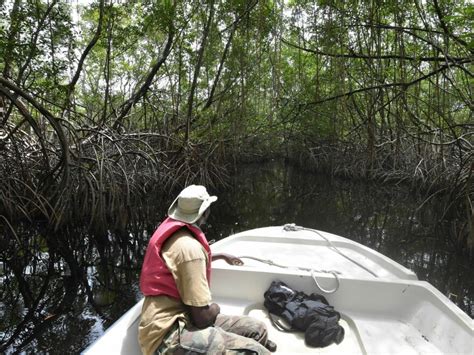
[311,269,340,294]
[236,255,341,294]
[283,223,379,278]
[234,223,377,294]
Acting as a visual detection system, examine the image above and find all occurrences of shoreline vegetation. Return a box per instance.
[0,0,472,352]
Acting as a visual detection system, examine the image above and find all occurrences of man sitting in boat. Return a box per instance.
[139,185,277,354]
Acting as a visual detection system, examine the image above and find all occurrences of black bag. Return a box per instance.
[263,280,345,348]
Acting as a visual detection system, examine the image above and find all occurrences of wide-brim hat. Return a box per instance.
[168,185,218,224]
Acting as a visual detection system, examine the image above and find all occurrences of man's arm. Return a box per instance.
[162,232,217,326]
[212,253,244,266]
[189,302,220,328]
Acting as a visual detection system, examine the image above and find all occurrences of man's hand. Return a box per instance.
[189,303,220,329]
[212,253,244,266]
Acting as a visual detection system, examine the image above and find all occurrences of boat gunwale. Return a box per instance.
[212,226,418,280]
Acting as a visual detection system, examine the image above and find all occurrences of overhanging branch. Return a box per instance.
[301,59,472,108]
[281,38,468,62]
[113,26,175,129]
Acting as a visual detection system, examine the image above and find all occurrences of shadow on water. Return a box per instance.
[1,161,472,353]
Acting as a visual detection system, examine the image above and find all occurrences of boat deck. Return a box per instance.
[211,266,472,355]
[216,299,364,354]
[217,300,447,354]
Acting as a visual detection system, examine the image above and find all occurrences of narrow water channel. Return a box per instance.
[2,161,472,353]
[209,162,473,320]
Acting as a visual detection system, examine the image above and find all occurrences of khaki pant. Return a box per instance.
[156,314,271,354]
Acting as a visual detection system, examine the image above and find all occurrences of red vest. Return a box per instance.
[139,217,212,298]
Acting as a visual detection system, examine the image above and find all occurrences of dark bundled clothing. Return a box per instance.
[263,281,345,348]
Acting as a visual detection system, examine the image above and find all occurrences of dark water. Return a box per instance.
[1,161,473,354]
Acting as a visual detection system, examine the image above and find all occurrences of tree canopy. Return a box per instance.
[0,0,472,252]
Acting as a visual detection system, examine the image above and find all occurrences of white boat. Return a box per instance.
[83,224,473,354]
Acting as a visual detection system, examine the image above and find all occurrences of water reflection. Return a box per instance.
[1,161,472,353]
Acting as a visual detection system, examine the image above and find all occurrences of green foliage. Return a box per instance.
[1,0,472,214]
